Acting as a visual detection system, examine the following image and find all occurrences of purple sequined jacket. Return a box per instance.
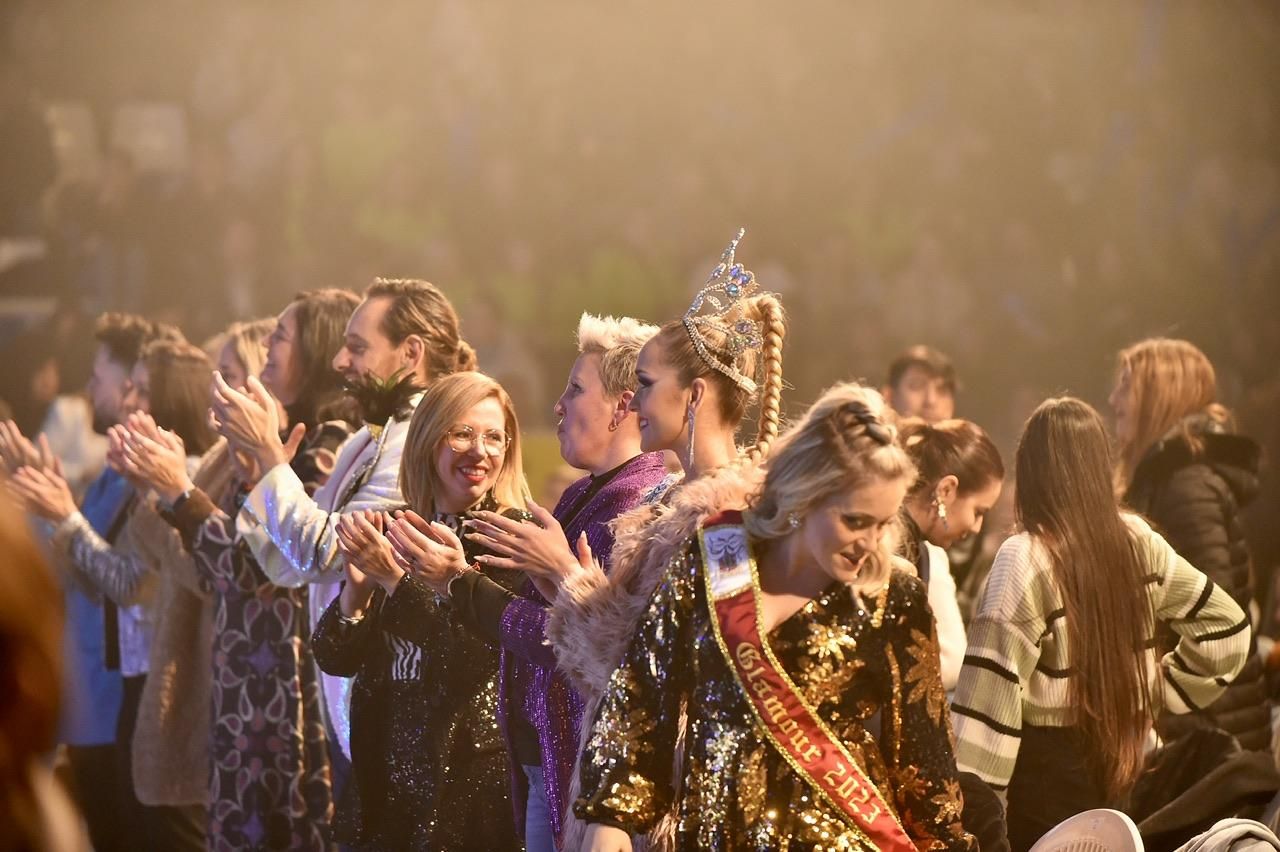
[450,452,668,842]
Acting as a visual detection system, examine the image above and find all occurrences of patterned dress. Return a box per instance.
[311,496,529,851]
[166,421,354,851]
[576,536,976,852]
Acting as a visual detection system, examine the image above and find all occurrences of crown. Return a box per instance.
[682,228,764,394]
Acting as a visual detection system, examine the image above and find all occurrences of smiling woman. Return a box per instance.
[573,382,977,852]
[311,370,531,851]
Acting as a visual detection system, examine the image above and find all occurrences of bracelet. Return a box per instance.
[445,563,479,599]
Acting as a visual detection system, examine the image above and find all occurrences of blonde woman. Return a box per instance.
[1110,338,1269,752]
[213,318,274,391]
[576,383,973,851]
[313,372,529,851]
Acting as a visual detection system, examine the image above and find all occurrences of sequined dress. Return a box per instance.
[575,537,976,852]
[310,498,529,851]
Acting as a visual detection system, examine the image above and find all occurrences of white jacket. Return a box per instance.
[236,402,418,757]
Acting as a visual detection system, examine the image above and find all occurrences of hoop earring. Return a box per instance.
[607,419,618,432]
[686,404,697,472]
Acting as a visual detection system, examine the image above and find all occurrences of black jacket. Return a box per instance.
[1125,417,1270,752]
[312,497,528,851]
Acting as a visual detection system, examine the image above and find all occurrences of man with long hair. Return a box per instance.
[210,278,474,777]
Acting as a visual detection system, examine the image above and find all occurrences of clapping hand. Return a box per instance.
[118,412,193,504]
[10,464,77,522]
[386,510,471,597]
[0,420,57,477]
[463,501,595,600]
[210,373,305,474]
[336,510,406,595]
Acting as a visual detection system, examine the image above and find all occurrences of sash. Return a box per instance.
[699,510,916,852]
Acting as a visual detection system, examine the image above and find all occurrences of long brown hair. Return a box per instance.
[1115,338,1229,488]
[141,339,217,456]
[652,292,786,464]
[399,372,531,515]
[899,417,1004,500]
[1016,397,1152,799]
[288,288,362,426]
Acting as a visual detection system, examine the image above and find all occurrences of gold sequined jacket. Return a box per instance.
[574,534,977,851]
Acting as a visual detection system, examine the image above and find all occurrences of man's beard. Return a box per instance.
[343,371,424,427]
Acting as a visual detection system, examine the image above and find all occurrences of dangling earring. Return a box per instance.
[934,496,949,530]
[686,404,697,471]
[787,512,801,530]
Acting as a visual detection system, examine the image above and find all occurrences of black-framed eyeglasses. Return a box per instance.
[444,426,511,457]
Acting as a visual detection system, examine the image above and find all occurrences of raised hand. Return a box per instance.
[120,412,192,504]
[0,420,48,476]
[211,373,288,472]
[105,425,147,490]
[386,510,471,597]
[10,465,78,522]
[464,501,583,585]
[336,510,406,595]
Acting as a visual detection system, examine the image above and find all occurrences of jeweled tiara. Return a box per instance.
[681,228,763,394]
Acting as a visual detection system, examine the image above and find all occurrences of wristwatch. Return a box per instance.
[161,487,194,514]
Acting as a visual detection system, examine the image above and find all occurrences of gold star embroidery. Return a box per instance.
[903,628,947,727]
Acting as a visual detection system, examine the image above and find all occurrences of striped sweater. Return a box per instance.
[951,513,1250,790]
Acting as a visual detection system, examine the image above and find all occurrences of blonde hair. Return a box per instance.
[652,292,786,465]
[222,317,275,381]
[399,372,531,514]
[1116,338,1229,488]
[744,383,915,590]
[576,313,660,399]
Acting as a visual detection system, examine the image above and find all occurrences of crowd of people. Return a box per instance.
[0,228,1274,852]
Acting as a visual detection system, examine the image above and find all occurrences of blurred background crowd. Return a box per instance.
[1,0,1278,604]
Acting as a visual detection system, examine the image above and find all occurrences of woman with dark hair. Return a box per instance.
[572,382,973,851]
[897,418,1004,690]
[952,397,1250,851]
[119,288,360,850]
[1111,337,1270,752]
[311,371,529,851]
[13,338,218,851]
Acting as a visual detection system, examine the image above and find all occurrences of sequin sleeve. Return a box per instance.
[176,423,356,597]
[52,507,157,608]
[312,587,382,678]
[574,542,699,834]
[880,572,977,851]
[379,575,458,648]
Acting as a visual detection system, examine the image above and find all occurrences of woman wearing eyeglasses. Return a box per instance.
[311,372,531,851]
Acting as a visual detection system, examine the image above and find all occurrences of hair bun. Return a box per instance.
[454,340,478,373]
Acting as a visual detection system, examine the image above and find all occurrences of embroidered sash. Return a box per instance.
[699,510,916,851]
